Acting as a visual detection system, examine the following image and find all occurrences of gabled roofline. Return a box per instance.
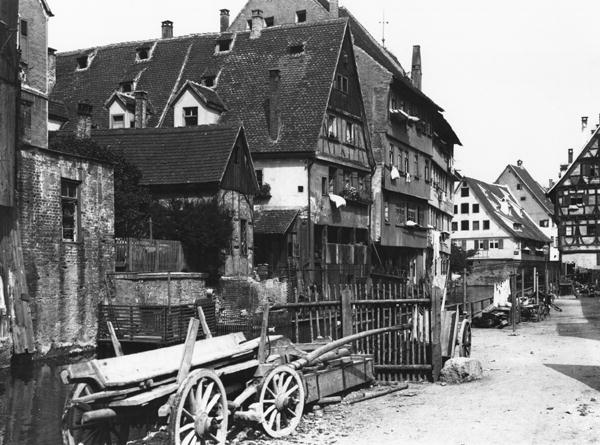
[170,80,227,113]
[39,0,53,17]
[496,164,553,215]
[548,125,600,196]
[219,126,260,192]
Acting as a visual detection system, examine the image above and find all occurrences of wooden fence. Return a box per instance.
[218,281,439,382]
[115,238,184,272]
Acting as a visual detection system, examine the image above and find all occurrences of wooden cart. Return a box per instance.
[60,315,396,444]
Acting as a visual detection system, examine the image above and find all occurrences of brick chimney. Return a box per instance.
[329,0,339,18]
[268,69,280,140]
[76,103,93,139]
[250,10,264,39]
[47,47,57,94]
[220,9,230,32]
[568,148,573,164]
[161,20,173,39]
[134,90,148,128]
[411,45,422,90]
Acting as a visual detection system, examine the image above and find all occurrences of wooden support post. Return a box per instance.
[521,268,525,323]
[534,267,539,307]
[511,275,516,333]
[341,286,353,337]
[257,304,270,364]
[462,267,468,317]
[176,318,200,385]
[107,321,124,357]
[431,287,442,382]
[196,305,212,338]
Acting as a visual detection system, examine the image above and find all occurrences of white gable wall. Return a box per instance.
[108,101,134,128]
[452,183,521,260]
[173,90,220,127]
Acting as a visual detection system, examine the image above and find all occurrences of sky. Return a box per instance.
[47,0,600,186]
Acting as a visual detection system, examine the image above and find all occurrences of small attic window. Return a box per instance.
[513,222,523,230]
[265,16,274,27]
[217,39,232,53]
[120,81,133,93]
[201,75,216,87]
[247,19,252,30]
[296,10,307,23]
[136,46,150,60]
[76,56,88,69]
[289,44,305,55]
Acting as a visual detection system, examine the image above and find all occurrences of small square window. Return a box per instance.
[20,19,28,36]
[183,107,198,126]
[335,74,349,94]
[461,221,469,231]
[520,196,526,201]
[483,220,490,230]
[298,186,304,193]
[217,39,232,52]
[472,203,479,213]
[461,187,469,197]
[460,203,469,214]
[111,114,125,129]
[516,183,522,190]
[265,16,274,27]
[288,44,305,55]
[473,221,480,230]
[539,219,549,228]
[76,56,88,69]
[451,221,458,232]
[136,47,150,60]
[296,10,307,23]
[201,75,216,87]
[120,81,133,93]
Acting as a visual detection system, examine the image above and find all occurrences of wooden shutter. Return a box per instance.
[498,239,504,249]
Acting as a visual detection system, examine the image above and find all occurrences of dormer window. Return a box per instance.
[289,44,305,55]
[247,19,252,30]
[120,81,133,93]
[513,223,522,230]
[76,56,88,69]
[136,46,150,61]
[111,114,125,129]
[183,107,198,126]
[265,16,274,27]
[296,10,307,23]
[201,75,216,87]
[217,39,232,53]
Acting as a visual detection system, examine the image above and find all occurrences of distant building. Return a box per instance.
[452,177,550,264]
[496,160,559,261]
[548,129,600,270]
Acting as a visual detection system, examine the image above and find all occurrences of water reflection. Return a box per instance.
[0,356,78,444]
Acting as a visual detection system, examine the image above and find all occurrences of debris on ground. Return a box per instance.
[440,357,483,384]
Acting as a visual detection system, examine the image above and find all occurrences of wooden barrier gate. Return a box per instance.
[266,281,441,382]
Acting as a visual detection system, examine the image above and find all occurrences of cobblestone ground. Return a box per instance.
[133,296,600,445]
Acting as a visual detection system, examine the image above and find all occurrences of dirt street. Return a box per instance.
[261,296,600,445]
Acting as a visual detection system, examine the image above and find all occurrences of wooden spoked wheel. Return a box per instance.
[259,365,305,438]
[458,320,472,358]
[169,369,228,445]
[62,383,129,445]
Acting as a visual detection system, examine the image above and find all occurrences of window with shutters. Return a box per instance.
[61,179,80,242]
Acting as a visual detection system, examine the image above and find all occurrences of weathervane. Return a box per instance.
[379,11,389,48]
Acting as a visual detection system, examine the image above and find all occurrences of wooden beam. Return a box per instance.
[107,321,123,357]
[196,305,212,339]
[176,318,200,385]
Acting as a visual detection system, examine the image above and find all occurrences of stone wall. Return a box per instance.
[17,147,114,355]
[110,272,207,305]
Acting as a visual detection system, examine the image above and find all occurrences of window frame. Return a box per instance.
[183,106,199,127]
[111,114,125,129]
[460,220,469,231]
[295,10,307,23]
[61,179,80,242]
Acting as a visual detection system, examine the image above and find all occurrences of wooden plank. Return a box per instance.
[341,287,353,338]
[107,322,123,357]
[176,318,200,385]
[257,305,269,364]
[431,287,442,381]
[197,306,212,339]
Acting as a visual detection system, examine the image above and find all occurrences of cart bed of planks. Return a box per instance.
[61,321,377,445]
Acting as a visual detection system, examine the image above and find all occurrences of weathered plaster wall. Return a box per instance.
[18,148,114,355]
[254,159,307,209]
[228,0,333,32]
[221,189,254,277]
[108,101,134,129]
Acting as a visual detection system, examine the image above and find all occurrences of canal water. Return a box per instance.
[0,357,74,444]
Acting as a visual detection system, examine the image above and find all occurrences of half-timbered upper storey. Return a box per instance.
[549,127,600,257]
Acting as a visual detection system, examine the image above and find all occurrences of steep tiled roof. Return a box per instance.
[52,19,350,156]
[90,125,241,186]
[339,7,443,113]
[174,80,226,112]
[254,209,299,234]
[503,164,553,215]
[463,177,550,243]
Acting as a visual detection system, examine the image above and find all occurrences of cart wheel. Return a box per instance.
[259,365,305,438]
[458,320,472,358]
[62,383,129,445]
[169,369,228,445]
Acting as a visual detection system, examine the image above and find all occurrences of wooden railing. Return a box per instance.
[115,238,184,272]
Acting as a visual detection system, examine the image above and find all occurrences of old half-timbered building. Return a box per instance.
[548,128,600,270]
[229,0,460,289]
[50,11,374,289]
[91,125,258,278]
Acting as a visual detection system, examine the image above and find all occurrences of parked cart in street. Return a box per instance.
[61,308,405,444]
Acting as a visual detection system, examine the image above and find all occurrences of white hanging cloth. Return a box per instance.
[329,194,347,208]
